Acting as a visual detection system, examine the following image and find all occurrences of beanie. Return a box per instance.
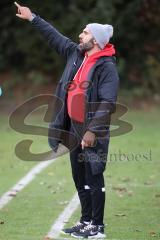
[86,23,113,49]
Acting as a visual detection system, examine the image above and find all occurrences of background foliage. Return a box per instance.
[0,0,159,94]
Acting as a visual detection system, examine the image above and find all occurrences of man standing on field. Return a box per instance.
[15,2,119,238]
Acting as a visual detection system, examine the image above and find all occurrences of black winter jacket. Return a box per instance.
[31,16,119,174]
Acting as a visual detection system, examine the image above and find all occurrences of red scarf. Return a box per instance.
[67,44,115,123]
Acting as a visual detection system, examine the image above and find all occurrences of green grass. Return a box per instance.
[0,107,160,239]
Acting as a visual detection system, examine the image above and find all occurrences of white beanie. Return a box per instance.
[86,23,113,49]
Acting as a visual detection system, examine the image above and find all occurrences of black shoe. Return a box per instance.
[71,224,106,238]
[61,221,90,235]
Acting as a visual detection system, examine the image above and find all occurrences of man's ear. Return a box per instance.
[93,39,97,44]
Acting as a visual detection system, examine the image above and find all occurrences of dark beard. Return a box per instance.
[79,38,94,52]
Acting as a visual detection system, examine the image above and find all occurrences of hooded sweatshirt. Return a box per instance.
[67,44,115,123]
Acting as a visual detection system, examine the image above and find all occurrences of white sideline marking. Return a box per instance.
[45,183,159,239]
[46,193,79,239]
[0,159,57,209]
[0,145,69,209]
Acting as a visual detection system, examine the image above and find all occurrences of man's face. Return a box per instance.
[79,27,95,52]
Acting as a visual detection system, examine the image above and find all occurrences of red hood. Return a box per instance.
[85,43,115,60]
[67,44,115,123]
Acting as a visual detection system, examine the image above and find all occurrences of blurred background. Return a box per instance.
[0,1,160,240]
[0,0,159,108]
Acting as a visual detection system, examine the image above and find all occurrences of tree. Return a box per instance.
[0,0,159,93]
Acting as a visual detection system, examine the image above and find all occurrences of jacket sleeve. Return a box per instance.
[87,62,119,134]
[31,15,77,59]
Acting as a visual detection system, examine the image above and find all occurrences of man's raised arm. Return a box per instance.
[14,2,77,59]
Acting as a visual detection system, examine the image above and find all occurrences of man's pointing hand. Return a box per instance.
[14,2,33,21]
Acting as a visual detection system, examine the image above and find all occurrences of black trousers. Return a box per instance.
[69,118,105,225]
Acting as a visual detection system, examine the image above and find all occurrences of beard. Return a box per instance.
[79,38,94,52]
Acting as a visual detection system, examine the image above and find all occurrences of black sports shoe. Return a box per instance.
[61,221,90,235]
[71,224,106,238]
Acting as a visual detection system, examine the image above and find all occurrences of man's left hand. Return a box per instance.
[81,131,96,149]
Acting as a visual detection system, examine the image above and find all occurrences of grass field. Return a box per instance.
[0,106,160,240]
